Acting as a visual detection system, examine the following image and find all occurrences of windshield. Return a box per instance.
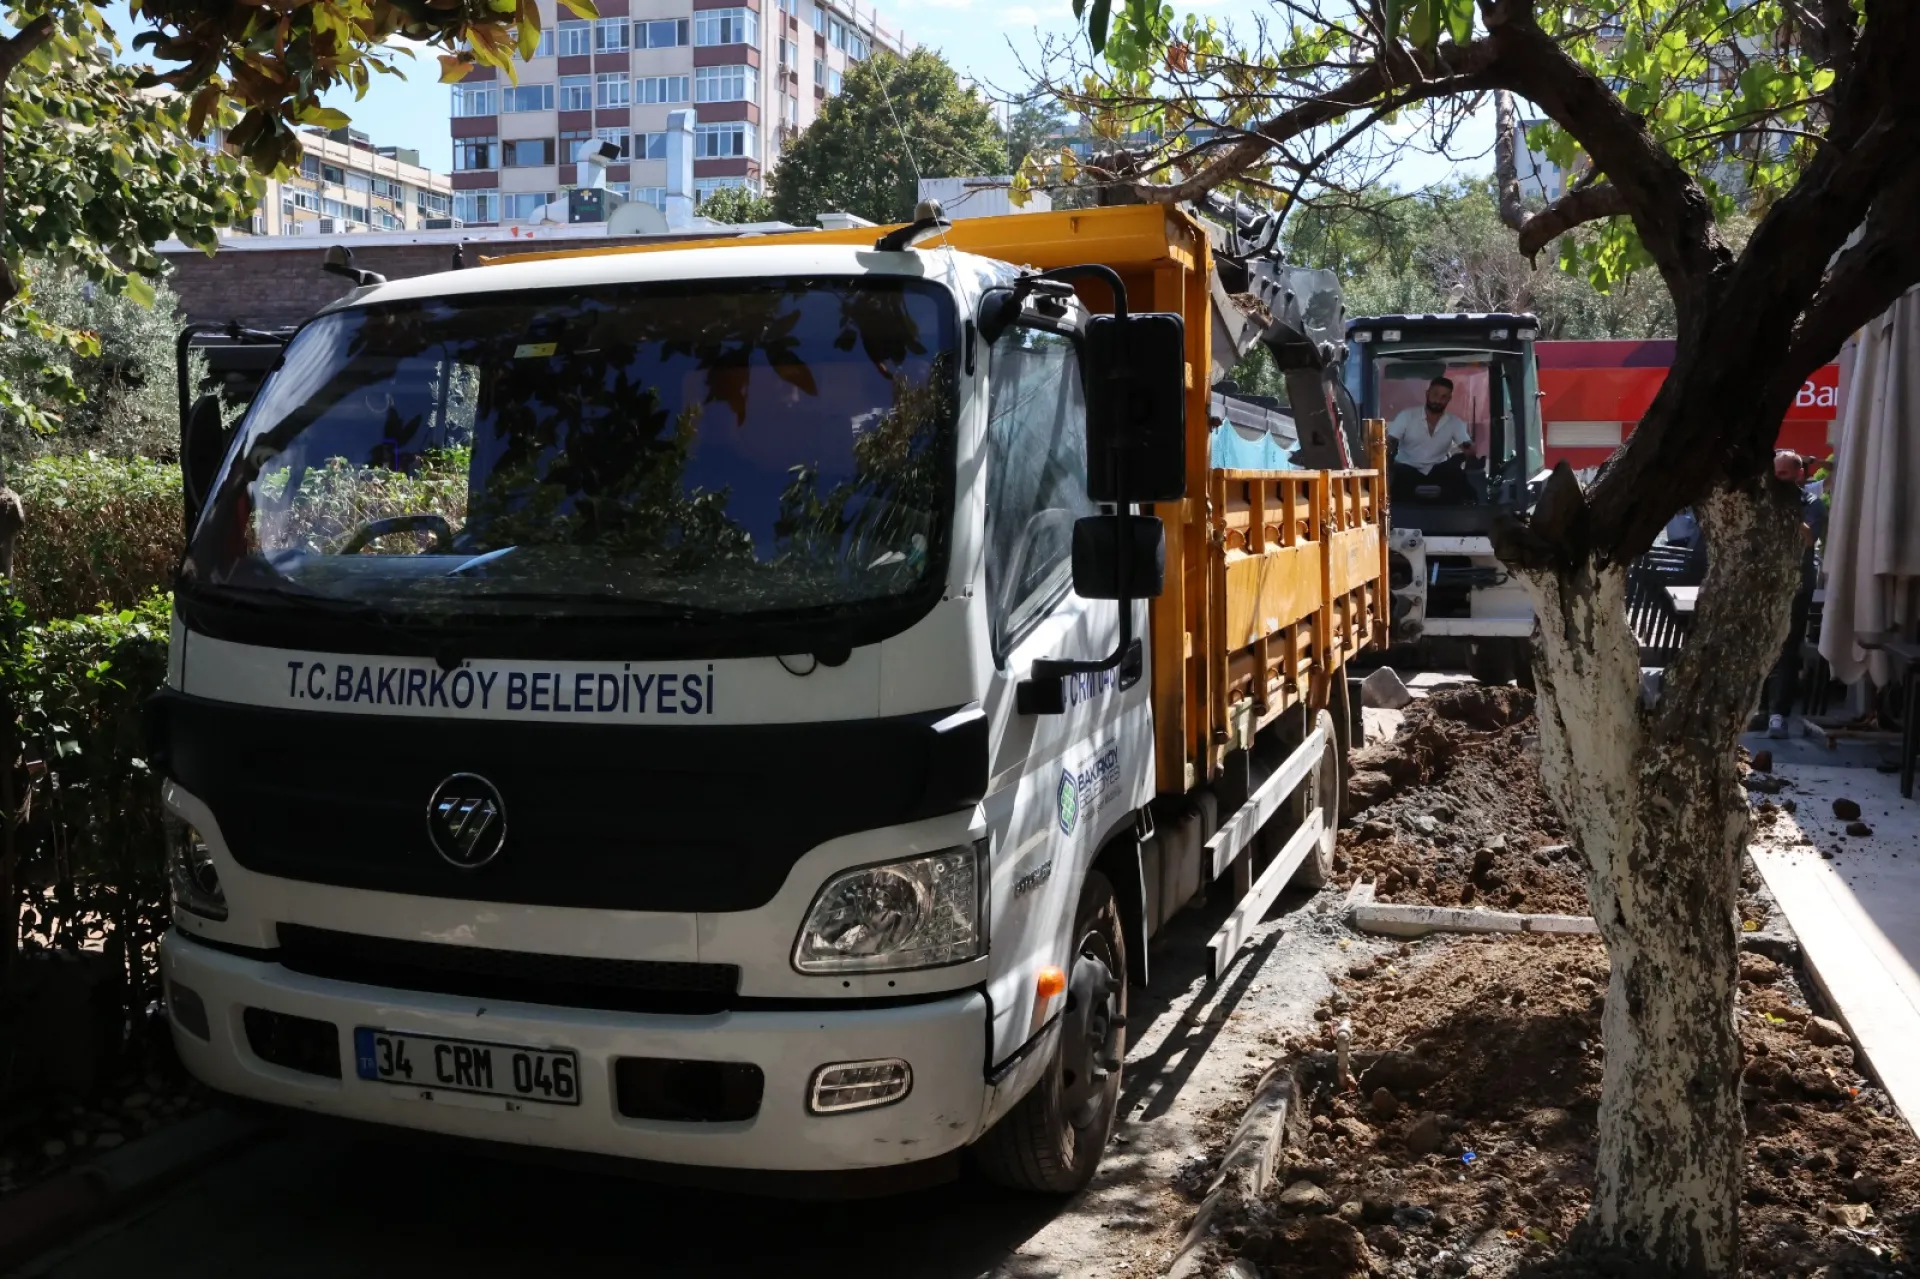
[185,277,958,638]
[1374,346,1532,505]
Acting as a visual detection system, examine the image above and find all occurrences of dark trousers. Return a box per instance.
[1390,457,1475,505]
[1767,582,1814,717]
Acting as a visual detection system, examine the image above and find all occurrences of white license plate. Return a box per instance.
[353,1028,581,1107]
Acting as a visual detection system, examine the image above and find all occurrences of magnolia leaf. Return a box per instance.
[557,0,600,18]
[297,104,353,128]
[1058,146,1080,184]
[438,52,475,82]
[122,275,157,309]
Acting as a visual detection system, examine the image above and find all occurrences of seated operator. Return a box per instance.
[1386,376,1477,503]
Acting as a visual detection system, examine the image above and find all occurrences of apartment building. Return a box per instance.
[446,0,907,225]
[198,127,455,236]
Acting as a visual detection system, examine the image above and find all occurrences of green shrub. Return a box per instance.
[3,591,172,1017]
[13,454,183,621]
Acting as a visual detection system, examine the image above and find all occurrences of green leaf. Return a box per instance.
[297,105,353,129]
[121,275,157,309]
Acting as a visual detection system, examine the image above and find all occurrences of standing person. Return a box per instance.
[1766,450,1828,738]
[1386,376,1476,502]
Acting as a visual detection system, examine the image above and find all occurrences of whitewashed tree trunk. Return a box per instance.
[1514,485,1801,1278]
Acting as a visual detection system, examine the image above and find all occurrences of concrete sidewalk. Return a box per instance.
[1746,749,1920,1135]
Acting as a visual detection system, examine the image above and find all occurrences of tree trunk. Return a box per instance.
[1515,484,1801,1277]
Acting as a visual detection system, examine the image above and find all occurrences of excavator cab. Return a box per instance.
[1345,315,1545,536]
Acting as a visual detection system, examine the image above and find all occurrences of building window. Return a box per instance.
[346,171,372,193]
[696,64,756,103]
[634,131,671,160]
[694,8,758,46]
[849,33,868,59]
[503,137,557,166]
[501,84,556,112]
[450,83,497,117]
[301,155,321,178]
[454,190,498,223]
[322,163,346,184]
[782,94,799,128]
[596,72,631,107]
[812,2,827,28]
[642,18,690,47]
[559,75,593,111]
[695,121,755,158]
[520,28,554,59]
[828,68,842,93]
[560,128,594,162]
[633,185,667,210]
[694,176,757,203]
[594,126,632,159]
[417,190,452,216]
[454,136,497,170]
[779,0,797,14]
[557,20,591,55]
[502,191,554,221]
[637,74,690,104]
[594,17,629,51]
[829,17,845,48]
[814,57,826,86]
[780,38,798,67]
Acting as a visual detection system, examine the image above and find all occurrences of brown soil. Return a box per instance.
[1338,687,1590,916]
[1192,934,1918,1277]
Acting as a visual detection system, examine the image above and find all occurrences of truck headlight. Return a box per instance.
[166,817,228,921]
[793,845,986,974]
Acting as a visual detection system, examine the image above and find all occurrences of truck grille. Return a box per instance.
[276,924,740,1015]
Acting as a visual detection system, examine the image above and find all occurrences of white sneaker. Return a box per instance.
[1767,714,1788,739]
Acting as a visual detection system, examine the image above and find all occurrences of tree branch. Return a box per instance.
[1778,163,1920,398]
[1492,88,1524,233]
[1516,182,1627,259]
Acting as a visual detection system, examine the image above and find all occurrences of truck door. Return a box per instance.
[977,322,1151,1070]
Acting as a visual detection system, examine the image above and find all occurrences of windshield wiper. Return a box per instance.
[464,591,735,620]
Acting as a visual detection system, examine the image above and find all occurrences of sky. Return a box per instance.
[96,0,1492,186]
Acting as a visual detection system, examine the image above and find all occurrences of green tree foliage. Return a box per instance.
[0,262,188,461]
[1,0,556,447]
[1004,86,1069,176]
[770,47,1007,226]
[11,453,182,619]
[696,185,777,225]
[1286,179,1679,339]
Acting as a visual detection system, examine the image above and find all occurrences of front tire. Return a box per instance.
[975,870,1127,1194]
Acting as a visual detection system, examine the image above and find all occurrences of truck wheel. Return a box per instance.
[975,870,1127,1194]
[1292,709,1343,890]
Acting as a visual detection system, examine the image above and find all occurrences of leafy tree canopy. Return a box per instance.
[1,0,549,449]
[770,47,1007,226]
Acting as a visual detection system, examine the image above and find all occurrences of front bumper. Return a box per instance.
[162,930,990,1173]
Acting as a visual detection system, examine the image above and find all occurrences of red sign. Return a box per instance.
[1537,340,1841,469]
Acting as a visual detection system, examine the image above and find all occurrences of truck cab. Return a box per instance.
[155,206,1383,1195]
[1345,314,1544,681]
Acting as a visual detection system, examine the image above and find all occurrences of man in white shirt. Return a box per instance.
[1386,376,1476,501]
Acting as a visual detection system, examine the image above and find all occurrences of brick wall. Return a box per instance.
[159,233,716,329]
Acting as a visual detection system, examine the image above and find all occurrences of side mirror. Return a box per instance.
[1072,515,1165,600]
[1085,312,1186,504]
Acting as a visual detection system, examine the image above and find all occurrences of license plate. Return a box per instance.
[353,1028,581,1107]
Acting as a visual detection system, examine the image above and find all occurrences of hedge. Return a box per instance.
[13,454,183,622]
[3,591,173,1028]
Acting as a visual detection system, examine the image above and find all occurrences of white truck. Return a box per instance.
[156,204,1386,1193]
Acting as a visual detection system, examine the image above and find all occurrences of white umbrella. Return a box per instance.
[1820,285,1920,687]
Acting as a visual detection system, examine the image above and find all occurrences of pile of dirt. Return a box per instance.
[1190,935,1917,1278]
[1338,687,1589,915]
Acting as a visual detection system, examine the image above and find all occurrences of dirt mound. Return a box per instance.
[1338,688,1587,915]
[1199,936,1918,1278]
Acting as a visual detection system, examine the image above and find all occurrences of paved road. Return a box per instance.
[24,886,1364,1279]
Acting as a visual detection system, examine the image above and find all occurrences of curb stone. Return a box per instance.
[1348,902,1600,939]
[1164,1062,1298,1279]
[0,1109,260,1272]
